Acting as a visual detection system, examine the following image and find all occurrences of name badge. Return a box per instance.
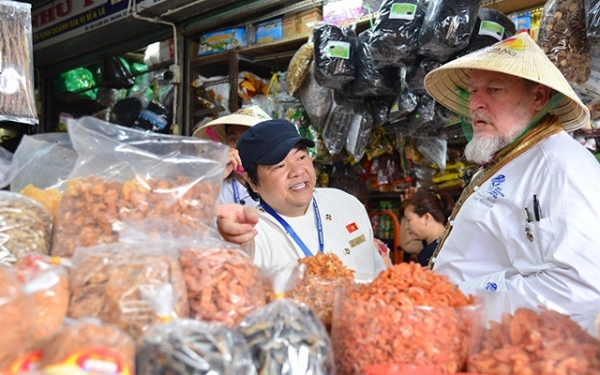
[349,234,366,248]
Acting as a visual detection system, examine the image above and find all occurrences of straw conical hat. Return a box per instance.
[192,105,272,142]
[424,32,589,131]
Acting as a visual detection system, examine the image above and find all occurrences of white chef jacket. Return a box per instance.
[249,188,386,282]
[434,131,600,334]
[218,177,260,208]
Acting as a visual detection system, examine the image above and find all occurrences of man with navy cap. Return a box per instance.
[216,119,386,281]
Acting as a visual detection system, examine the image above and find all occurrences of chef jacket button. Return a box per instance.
[431,257,436,263]
[343,248,351,255]
[449,220,454,226]
[473,186,479,191]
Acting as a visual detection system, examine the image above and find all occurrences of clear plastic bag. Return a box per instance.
[137,319,256,375]
[313,24,357,90]
[322,99,354,155]
[539,0,591,85]
[407,94,436,132]
[237,265,335,375]
[586,0,600,47]
[368,0,429,68]
[0,1,38,125]
[51,116,228,258]
[353,29,400,97]
[418,0,481,62]
[287,42,314,95]
[0,191,52,266]
[299,62,334,130]
[370,96,395,128]
[0,146,14,190]
[345,102,374,161]
[389,87,419,123]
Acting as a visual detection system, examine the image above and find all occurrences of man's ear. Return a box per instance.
[243,171,258,192]
[533,84,552,111]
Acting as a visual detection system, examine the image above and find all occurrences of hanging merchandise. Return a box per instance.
[133,101,171,133]
[345,103,374,161]
[322,99,353,155]
[389,86,419,123]
[53,68,97,100]
[418,0,481,62]
[286,104,320,160]
[101,56,135,90]
[113,97,144,127]
[368,0,428,69]
[370,96,395,128]
[407,94,436,135]
[313,24,357,90]
[585,0,600,48]
[287,42,314,95]
[299,62,334,130]
[415,137,447,169]
[406,58,442,95]
[0,1,37,125]
[539,0,591,85]
[353,29,400,97]
[459,8,516,56]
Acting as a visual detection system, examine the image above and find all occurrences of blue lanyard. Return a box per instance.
[232,178,241,204]
[260,198,324,257]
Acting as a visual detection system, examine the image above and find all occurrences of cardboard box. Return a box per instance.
[298,8,323,35]
[158,38,174,63]
[283,15,297,39]
[255,17,283,45]
[198,27,247,56]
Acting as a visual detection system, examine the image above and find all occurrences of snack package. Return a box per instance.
[368,0,429,68]
[331,263,479,374]
[286,104,320,160]
[237,265,335,375]
[418,0,481,62]
[180,243,266,327]
[353,29,400,97]
[0,191,53,266]
[68,243,189,339]
[287,42,314,95]
[41,318,136,375]
[299,62,334,130]
[313,24,357,90]
[0,265,34,371]
[460,8,516,56]
[137,319,256,375]
[539,0,591,85]
[0,1,38,125]
[51,116,228,257]
[321,99,354,155]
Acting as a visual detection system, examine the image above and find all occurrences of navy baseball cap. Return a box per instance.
[237,119,315,170]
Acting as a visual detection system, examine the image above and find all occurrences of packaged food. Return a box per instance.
[313,24,357,90]
[0,191,53,266]
[68,244,189,339]
[460,8,516,56]
[331,263,478,374]
[353,29,400,97]
[180,245,265,327]
[51,116,228,257]
[137,319,255,375]
[539,0,591,85]
[287,42,314,95]
[299,62,334,130]
[41,319,136,374]
[585,0,600,47]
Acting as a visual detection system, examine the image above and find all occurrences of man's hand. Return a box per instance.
[223,148,243,179]
[216,204,259,244]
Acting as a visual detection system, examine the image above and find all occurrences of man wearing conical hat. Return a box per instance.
[424,32,600,333]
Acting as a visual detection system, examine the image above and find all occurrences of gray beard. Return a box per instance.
[464,124,526,165]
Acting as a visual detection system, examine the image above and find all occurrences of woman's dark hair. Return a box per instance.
[400,191,455,225]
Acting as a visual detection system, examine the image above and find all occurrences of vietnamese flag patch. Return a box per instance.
[346,222,359,233]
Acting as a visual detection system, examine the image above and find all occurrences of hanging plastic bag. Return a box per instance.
[371,96,395,128]
[286,104,320,159]
[237,265,335,375]
[299,62,334,130]
[0,146,14,189]
[101,56,135,90]
[287,42,314,95]
[353,29,400,97]
[460,8,516,56]
[585,0,600,48]
[389,86,419,123]
[345,102,374,161]
[418,0,481,62]
[368,0,429,68]
[415,137,447,169]
[51,116,228,258]
[133,100,171,133]
[406,58,442,95]
[321,99,354,155]
[313,24,357,90]
[52,67,97,100]
[539,0,591,85]
[407,94,436,132]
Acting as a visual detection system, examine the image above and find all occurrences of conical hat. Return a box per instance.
[424,32,589,131]
[192,105,272,142]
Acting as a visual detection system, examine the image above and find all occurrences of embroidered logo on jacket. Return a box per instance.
[488,174,506,200]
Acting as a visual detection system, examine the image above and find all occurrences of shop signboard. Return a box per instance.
[31,0,170,51]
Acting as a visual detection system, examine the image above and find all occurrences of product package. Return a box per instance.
[353,29,400,97]
[313,24,357,90]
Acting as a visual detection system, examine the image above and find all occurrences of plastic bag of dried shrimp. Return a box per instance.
[468,291,600,375]
[41,318,136,375]
[51,116,228,257]
[331,262,480,374]
[237,265,335,375]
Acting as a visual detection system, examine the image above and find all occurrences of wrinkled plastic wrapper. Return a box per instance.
[299,62,334,130]
[468,292,600,374]
[286,104,319,159]
[406,58,442,95]
[0,146,14,190]
[101,56,135,90]
[287,42,314,95]
[539,0,591,85]
[390,87,419,123]
[586,0,600,47]
[322,100,354,155]
[68,243,189,339]
[371,96,395,128]
[133,100,171,134]
[418,0,481,62]
[368,0,429,68]
[0,1,38,125]
[460,8,516,56]
[353,29,400,97]
[51,116,228,258]
[415,137,447,169]
[237,265,335,375]
[0,265,34,371]
[137,319,256,375]
[346,103,374,161]
[179,243,266,327]
[41,318,136,374]
[14,255,69,348]
[406,94,436,131]
[0,191,52,266]
[313,24,357,90]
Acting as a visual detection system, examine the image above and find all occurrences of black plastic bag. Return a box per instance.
[322,99,354,155]
[407,94,436,132]
[370,96,395,128]
[368,0,429,68]
[353,29,400,97]
[405,57,441,94]
[389,86,419,123]
[313,24,357,90]
[133,101,171,133]
[418,0,481,61]
[299,62,334,130]
[585,0,600,47]
[101,56,135,89]
[113,97,143,127]
[460,8,516,56]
